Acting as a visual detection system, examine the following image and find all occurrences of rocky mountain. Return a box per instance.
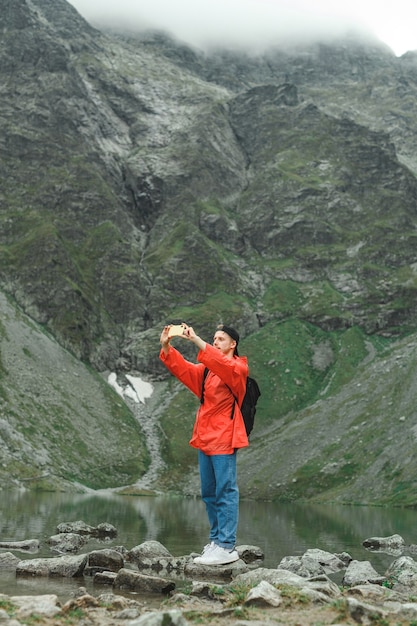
[1,0,417,503]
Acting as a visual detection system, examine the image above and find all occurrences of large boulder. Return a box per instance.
[113,568,175,594]
[16,554,88,577]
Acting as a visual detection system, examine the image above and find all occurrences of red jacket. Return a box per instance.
[160,343,249,454]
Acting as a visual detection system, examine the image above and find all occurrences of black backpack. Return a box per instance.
[200,367,261,436]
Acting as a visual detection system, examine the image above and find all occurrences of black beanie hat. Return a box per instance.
[216,324,240,355]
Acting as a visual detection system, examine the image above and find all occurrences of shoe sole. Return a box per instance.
[194,555,239,566]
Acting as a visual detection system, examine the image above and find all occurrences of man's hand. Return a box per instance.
[183,325,206,351]
[160,325,172,352]
[161,322,207,353]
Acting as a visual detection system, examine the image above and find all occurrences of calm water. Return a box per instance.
[1,489,416,600]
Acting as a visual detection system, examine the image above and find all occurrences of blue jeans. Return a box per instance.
[198,450,239,550]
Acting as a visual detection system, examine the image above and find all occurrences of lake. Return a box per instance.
[0,489,415,600]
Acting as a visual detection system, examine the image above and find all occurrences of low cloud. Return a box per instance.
[68,0,376,52]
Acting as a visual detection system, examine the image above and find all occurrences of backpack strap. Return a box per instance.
[229,396,236,420]
[228,376,250,421]
[200,367,209,404]
[200,366,241,421]
[200,367,247,420]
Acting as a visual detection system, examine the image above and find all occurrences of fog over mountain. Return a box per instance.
[67,0,413,54]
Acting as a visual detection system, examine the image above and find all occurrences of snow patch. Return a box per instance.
[126,374,154,404]
[108,373,154,404]
[107,372,125,398]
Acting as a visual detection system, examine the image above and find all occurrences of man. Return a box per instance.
[159,322,249,565]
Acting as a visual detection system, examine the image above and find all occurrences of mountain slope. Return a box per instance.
[2,0,417,501]
[239,328,417,506]
[0,291,149,490]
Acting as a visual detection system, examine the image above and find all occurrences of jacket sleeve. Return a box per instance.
[197,344,248,405]
[159,345,206,398]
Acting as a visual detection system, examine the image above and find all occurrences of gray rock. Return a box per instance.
[244,580,282,607]
[56,521,96,535]
[131,555,189,574]
[170,592,206,606]
[236,544,264,563]
[347,596,389,624]
[10,594,61,619]
[393,602,417,621]
[235,567,307,587]
[127,541,188,574]
[235,566,342,605]
[113,568,175,594]
[116,607,141,619]
[128,540,173,563]
[48,532,87,553]
[302,548,346,573]
[86,548,124,573]
[56,520,117,536]
[335,551,353,567]
[342,560,385,586]
[96,593,137,610]
[386,555,417,589]
[278,549,345,579]
[95,522,118,537]
[0,552,20,570]
[278,555,318,577]
[299,587,333,604]
[0,539,39,552]
[94,570,118,585]
[301,575,341,600]
[363,533,405,553]
[184,558,249,580]
[348,583,398,602]
[15,553,88,577]
[127,610,189,625]
[189,581,226,599]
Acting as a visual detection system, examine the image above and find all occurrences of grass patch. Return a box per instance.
[144,223,190,270]
[237,321,391,430]
[167,291,249,338]
[0,599,16,616]
[278,583,311,606]
[240,319,337,424]
[262,279,305,316]
[290,455,361,500]
[59,608,86,624]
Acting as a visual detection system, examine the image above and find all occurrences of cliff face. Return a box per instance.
[2,0,417,368]
[2,0,417,501]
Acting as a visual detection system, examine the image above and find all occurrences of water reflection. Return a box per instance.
[1,489,417,599]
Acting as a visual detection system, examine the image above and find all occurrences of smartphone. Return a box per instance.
[168,324,186,338]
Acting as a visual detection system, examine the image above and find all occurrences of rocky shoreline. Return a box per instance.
[2,522,417,624]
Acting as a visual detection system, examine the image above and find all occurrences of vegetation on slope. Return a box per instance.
[0,293,150,491]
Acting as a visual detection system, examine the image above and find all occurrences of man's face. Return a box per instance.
[213,331,236,356]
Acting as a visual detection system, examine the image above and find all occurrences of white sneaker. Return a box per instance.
[196,544,239,566]
[193,541,216,563]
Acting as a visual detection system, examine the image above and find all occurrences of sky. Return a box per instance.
[67,0,417,57]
